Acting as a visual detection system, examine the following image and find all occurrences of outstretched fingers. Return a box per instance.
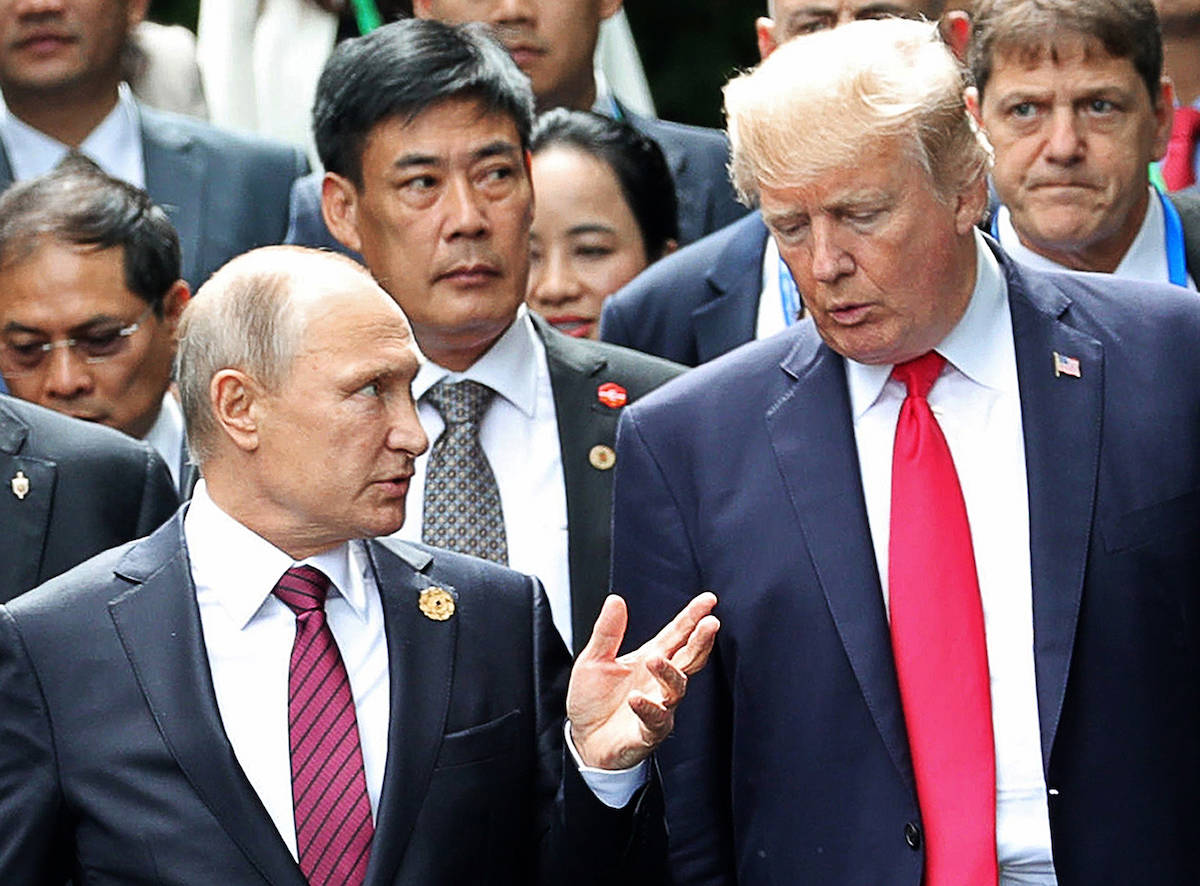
[578,594,629,664]
[646,592,718,663]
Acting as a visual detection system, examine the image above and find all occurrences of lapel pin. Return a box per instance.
[597,382,628,409]
[1053,351,1081,379]
[10,470,29,500]
[589,444,616,471]
[418,587,455,621]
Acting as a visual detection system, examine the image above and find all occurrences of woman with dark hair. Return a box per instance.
[527,109,679,339]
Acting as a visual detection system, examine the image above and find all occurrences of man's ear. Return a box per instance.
[322,172,364,255]
[1153,77,1177,162]
[954,173,990,236]
[412,0,434,18]
[755,17,779,61]
[211,369,261,454]
[162,280,190,336]
[964,86,984,128]
[940,11,970,63]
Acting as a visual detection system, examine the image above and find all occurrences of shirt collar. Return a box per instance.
[0,83,144,187]
[846,229,1012,420]
[411,307,540,419]
[142,391,184,487]
[183,480,371,630]
[995,186,1171,285]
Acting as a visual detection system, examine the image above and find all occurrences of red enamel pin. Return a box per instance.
[597,382,628,409]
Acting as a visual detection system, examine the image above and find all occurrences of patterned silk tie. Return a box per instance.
[273,566,374,886]
[887,352,998,886]
[422,379,508,564]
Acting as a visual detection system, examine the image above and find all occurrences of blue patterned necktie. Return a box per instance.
[421,380,508,564]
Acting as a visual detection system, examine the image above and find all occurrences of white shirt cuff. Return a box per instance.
[563,721,649,809]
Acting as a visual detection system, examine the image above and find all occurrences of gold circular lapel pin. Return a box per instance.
[419,587,455,621]
[588,444,616,471]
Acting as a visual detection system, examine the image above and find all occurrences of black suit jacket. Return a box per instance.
[613,247,1200,884]
[601,211,767,366]
[0,517,666,884]
[0,102,309,288]
[0,395,177,603]
[532,315,684,652]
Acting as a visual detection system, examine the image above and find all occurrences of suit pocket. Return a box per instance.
[1101,488,1200,553]
[433,708,520,770]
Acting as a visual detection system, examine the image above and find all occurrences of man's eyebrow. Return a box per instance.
[473,140,522,162]
[391,152,441,170]
[3,316,122,336]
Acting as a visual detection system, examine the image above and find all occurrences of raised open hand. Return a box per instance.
[567,592,719,770]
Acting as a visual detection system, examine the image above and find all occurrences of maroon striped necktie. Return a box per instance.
[273,565,374,886]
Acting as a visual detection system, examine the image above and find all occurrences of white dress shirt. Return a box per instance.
[847,231,1057,884]
[996,187,1197,290]
[395,308,574,648]
[0,83,145,187]
[142,392,186,490]
[755,235,788,339]
[185,481,643,845]
[185,481,391,858]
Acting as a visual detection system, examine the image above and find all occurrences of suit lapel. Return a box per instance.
[533,317,616,653]
[0,404,54,598]
[694,214,769,362]
[1004,259,1103,768]
[363,539,458,886]
[139,105,206,286]
[766,333,915,791]
[107,516,306,886]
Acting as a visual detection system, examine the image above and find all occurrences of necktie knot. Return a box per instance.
[425,379,495,426]
[891,351,945,400]
[272,565,331,616]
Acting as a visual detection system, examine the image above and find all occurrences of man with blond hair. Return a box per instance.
[614,17,1200,885]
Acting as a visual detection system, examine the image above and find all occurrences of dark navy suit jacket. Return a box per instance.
[600,211,767,366]
[613,246,1200,884]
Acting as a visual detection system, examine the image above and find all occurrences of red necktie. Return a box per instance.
[887,352,997,886]
[273,565,374,886]
[1163,105,1200,192]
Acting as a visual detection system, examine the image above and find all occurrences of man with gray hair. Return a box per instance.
[614,17,1200,885]
[0,245,717,883]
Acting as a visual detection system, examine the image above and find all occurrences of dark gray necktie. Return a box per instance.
[421,379,508,564]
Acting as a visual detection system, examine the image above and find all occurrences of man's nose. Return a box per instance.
[444,176,490,240]
[41,344,94,400]
[1043,107,1086,165]
[808,221,854,283]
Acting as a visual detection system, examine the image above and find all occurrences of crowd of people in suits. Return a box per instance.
[0,0,1198,883]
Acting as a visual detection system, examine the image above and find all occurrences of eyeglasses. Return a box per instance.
[0,304,157,377]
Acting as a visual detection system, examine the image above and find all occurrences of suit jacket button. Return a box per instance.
[904,821,922,850]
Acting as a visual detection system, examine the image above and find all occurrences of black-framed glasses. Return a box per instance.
[0,304,157,377]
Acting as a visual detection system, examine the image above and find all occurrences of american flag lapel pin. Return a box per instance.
[1053,351,1081,379]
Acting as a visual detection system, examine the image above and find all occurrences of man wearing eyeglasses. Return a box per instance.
[0,154,193,494]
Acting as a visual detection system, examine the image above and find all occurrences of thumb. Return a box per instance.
[578,594,628,664]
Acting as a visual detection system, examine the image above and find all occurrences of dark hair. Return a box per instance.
[314,17,536,186]
[531,109,679,260]
[969,0,1163,104]
[0,154,181,314]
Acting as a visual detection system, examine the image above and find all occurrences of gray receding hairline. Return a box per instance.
[724,17,991,206]
[175,246,377,467]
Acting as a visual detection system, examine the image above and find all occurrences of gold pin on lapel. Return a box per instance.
[589,444,616,471]
[419,587,455,621]
[10,470,29,500]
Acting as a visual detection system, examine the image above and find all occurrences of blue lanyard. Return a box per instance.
[778,256,801,326]
[1159,187,1189,287]
[993,193,1189,287]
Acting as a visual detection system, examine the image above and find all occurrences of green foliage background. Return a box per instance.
[146,0,760,129]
